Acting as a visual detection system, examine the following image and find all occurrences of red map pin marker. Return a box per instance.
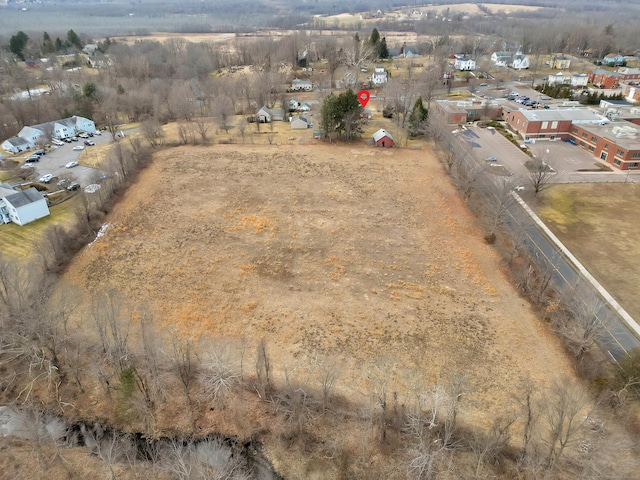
[357,89,370,108]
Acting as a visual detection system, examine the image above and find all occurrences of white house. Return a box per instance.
[290,114,312,129]
[491,52,512,67]
[257,107,285,123]
[1,137,31,153]
[510,51,530,70]
[291,78,313,91]
[547,72,569,86]
[371,66,388,85]
[0,187,50,226]
[453,56,476,71]
[571,74,588,87]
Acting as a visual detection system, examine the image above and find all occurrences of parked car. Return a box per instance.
[33,149,46,156]
[66,182,81,191]
[479,82,488,87]
[25,155,40,163]
[72,145,84,151]
[39,174,54,183]
[52,139,65,146]
[65,161,79,168]
[485,156,498,162]
[70,137,78,142]
[84,140,95,146]
[21,163,35,169]
[57,179,70,188]
[78,133,89,139]
[93,130,102,136]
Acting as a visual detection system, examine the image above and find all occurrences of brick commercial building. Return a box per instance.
[506,108,606,142]
[569,121,640,170]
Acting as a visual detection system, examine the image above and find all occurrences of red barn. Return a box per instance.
[373,128,394,147]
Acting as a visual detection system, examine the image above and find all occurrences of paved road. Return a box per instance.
[452,126,640,359]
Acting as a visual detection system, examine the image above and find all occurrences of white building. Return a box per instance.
[0,187,50,226]
[491,50,530,69]
[571,74,588,87]
[453,56,476,71]
[1,137,31,153]
[2,116,97,153]
[371,66,388,85]
[510,51,530,70]
[291,78,313,91]
[290,114,312,129]
[491,52,512,67]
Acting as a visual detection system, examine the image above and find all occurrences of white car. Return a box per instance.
[93,130,102,136]
[66,161,79,168]
[78,133,89,139]
[52,139,64,146]
[39,174,54,183]
[72,145,84,151]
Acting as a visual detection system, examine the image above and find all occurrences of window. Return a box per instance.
[591,137,597,142]
[582,132,588,138]
[614,159,621,166]
[551,121,558,129]
[605,143,609,149]
[589,145,595,151]
[541,121,548,129]
[617,149,625,156]
[579,141,585,146]
[632,152,640,158]
[630,162,639,168]
[572,127,578,133]
[539,134,545,138]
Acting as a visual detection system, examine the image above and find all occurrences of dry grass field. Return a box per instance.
[537,182,640,323]
[62,142,574,433]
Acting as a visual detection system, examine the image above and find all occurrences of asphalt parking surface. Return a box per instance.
[26,133,111,188]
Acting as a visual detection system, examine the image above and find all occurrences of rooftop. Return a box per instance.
[3,187,45,208]
[518,108,604,123]
[576,120,640,151]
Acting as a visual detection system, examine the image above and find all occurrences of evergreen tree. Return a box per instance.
[9,31,29,60]
[67,29,82,49]
[42,32,55,55]
[378,37,389,60]
[408,97,429,138]
[369,28,380,47]
[321,89,363,141]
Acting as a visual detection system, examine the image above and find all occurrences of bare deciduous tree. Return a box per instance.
[255,339,271,399]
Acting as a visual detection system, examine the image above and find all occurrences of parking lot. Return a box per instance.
[461,125,621,181]
[21,132,112,189]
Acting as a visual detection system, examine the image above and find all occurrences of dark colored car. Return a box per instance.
[66,182,81,191]
[33,149,46,156]
[25,155,40,163]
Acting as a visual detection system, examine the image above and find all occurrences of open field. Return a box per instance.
[537,182,640,323]
[63,142,574,434]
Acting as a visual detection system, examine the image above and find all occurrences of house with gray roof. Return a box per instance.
[0,187,50,226]
[1,137,31,153]
[2,116,96,153]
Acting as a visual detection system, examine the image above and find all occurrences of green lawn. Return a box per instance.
[0,197,79,258]
[536,182,640,322]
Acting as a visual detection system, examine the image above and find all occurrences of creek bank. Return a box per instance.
[0,405,282,479]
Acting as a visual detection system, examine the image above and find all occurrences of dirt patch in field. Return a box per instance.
[536,182,640,322]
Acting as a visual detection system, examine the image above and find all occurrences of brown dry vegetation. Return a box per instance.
[536,182,640,323]
[56,141,585,475]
